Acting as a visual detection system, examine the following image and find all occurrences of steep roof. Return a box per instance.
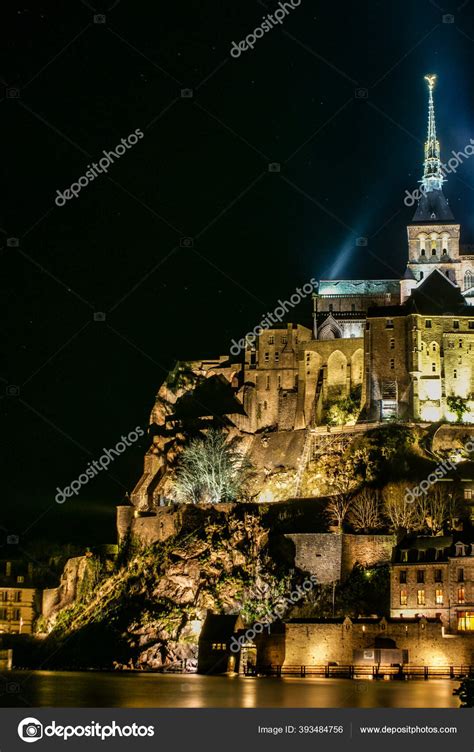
[411,188,455,222]
[368,269,471,317]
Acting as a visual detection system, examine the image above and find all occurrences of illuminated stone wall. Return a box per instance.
[257,617,474,666]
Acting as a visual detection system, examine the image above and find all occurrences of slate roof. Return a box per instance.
[368,269,471,317]
[411,188,455,222]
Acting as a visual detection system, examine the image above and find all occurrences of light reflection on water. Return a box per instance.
[1,671,460,708]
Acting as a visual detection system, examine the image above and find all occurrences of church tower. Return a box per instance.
[403,74,462,299]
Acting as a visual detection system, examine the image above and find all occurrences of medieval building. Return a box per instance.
[125,74,474,513]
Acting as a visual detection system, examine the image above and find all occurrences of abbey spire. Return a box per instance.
[412,74,454,222]
[421,74,444,193]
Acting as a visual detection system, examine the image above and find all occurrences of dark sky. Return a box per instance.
[2,0,474,550]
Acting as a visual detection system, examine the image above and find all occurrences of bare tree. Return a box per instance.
[174,429,254,504]
[382,482,420,532]
[348,488,383,532]
[423,485,458,535]
[324,458,358,533]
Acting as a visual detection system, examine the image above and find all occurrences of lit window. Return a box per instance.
[417,589,425,606]
[400,589,407,606]
[464,489,472,500]
[458,586,465,604]
[435,588,443,605]
[425,320,432,329]
[457,611,474,631]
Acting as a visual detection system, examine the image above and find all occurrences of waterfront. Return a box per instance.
[0,671,460,708]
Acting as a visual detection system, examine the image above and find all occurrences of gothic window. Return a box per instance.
[421,248,426,256]
[432,248,437,256]
[465,270,473,290]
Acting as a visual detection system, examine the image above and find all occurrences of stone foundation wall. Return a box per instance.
[284,533,342,583]
[284,533,396,583]
[341,534,396,578]
[257,618,474,666]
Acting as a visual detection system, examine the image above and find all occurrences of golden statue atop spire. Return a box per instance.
[424,73,437,90]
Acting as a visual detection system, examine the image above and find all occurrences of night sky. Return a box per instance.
[2,0,474,550]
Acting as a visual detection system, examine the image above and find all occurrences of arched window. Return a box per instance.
[464,270,473,291]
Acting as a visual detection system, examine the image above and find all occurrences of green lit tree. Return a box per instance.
[174,429,254,504]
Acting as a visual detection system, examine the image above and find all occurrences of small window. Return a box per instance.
[266,376,270,390]
[417,589,425,606]
[14,591,22,602]
[264,352,269,363]
[16,576,24,584]
[401,550,408,562]
[274,352,279,363]
[458,586,466,604]
[417,570,425,584]
[458,568,465,582]
[453,320,460,329]
[425,320,432,329]
[268,336,274,345]
[432,248,437,256]
[435,588,444,605]
[432,363,436,372]
[459,339,463,348]
[281,336,288,345]
[464,489,472,500]
[328,304,333,312]
[390,339,395,349]
[277,375,281,389]
[421,248,426,256]
[386,319,394,329]
[390,359,395,369]
[454,369,457,379]
[399,570,407,584]
[469,321,474,330]
[434,569,443,582]
[400,589,407,606]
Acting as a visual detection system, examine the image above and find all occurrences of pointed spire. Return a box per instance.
[421,74,445,193]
